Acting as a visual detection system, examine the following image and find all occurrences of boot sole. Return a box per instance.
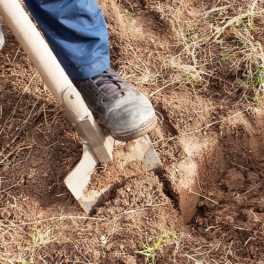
[110,115,157,141]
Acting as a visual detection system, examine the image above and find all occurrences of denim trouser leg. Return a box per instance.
[23,0,110,79]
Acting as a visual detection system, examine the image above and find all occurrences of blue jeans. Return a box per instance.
[23,0,110,79]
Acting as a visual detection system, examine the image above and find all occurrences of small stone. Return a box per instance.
[121,255,137,264]
[196,217,204,226]
[105,243,113,252]
[0,210,11,219]
[42,171,49,177]
[220,168,245,191]
[0,235,5,243]
[246,172,260,184]
[5,232,11,241]
[225,216,235,224]
[2,247,8,253]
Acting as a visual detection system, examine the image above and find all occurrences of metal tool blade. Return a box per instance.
[64,135,161,214]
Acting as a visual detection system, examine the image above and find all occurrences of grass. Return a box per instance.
[21,228,55,264]
[119,0,264,106]
[123,11,134,19]
[30,228,54,248]
[136,231,178,264]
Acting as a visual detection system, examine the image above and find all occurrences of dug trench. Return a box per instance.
[91,96,264,226]
[89,102,264,262]
[62,92,264,263]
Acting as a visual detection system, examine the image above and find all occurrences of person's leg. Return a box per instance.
[23,0,110,79]
[24,0,157,141]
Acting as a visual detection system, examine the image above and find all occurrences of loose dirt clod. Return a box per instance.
[0,209,11,219]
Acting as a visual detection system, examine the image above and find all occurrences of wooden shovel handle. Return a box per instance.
[0,0,71,104]
[0,0,113,162]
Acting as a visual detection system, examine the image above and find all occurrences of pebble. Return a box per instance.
[0,210,11,219]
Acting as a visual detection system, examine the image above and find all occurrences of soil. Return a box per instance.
[1,0,264,263]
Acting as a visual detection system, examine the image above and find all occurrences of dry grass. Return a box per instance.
[119,0,264,106]
[0,27,82,263]
[0,212,105,263]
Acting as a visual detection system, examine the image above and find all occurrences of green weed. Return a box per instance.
[20,228,55,264]
[235,14,248,27]
[248,21,255,31]
[237,78,243,86]
[22,261,32,264]
[31,228,53,248]
[220,51,227,59]
[253,66,264,85]
[124,11,134,19]
[136,231,177,264]
[253,96,261,106]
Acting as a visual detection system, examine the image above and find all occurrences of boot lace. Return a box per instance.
[91,70,126,102]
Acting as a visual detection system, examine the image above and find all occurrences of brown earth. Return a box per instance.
[1,0,264,263]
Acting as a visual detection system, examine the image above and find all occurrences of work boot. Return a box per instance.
[0,25,5,51]
[72,68,157,141]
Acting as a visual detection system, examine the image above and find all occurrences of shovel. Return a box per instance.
[0,0,161,214]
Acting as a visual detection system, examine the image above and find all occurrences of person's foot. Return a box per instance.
[72,68,157,141]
